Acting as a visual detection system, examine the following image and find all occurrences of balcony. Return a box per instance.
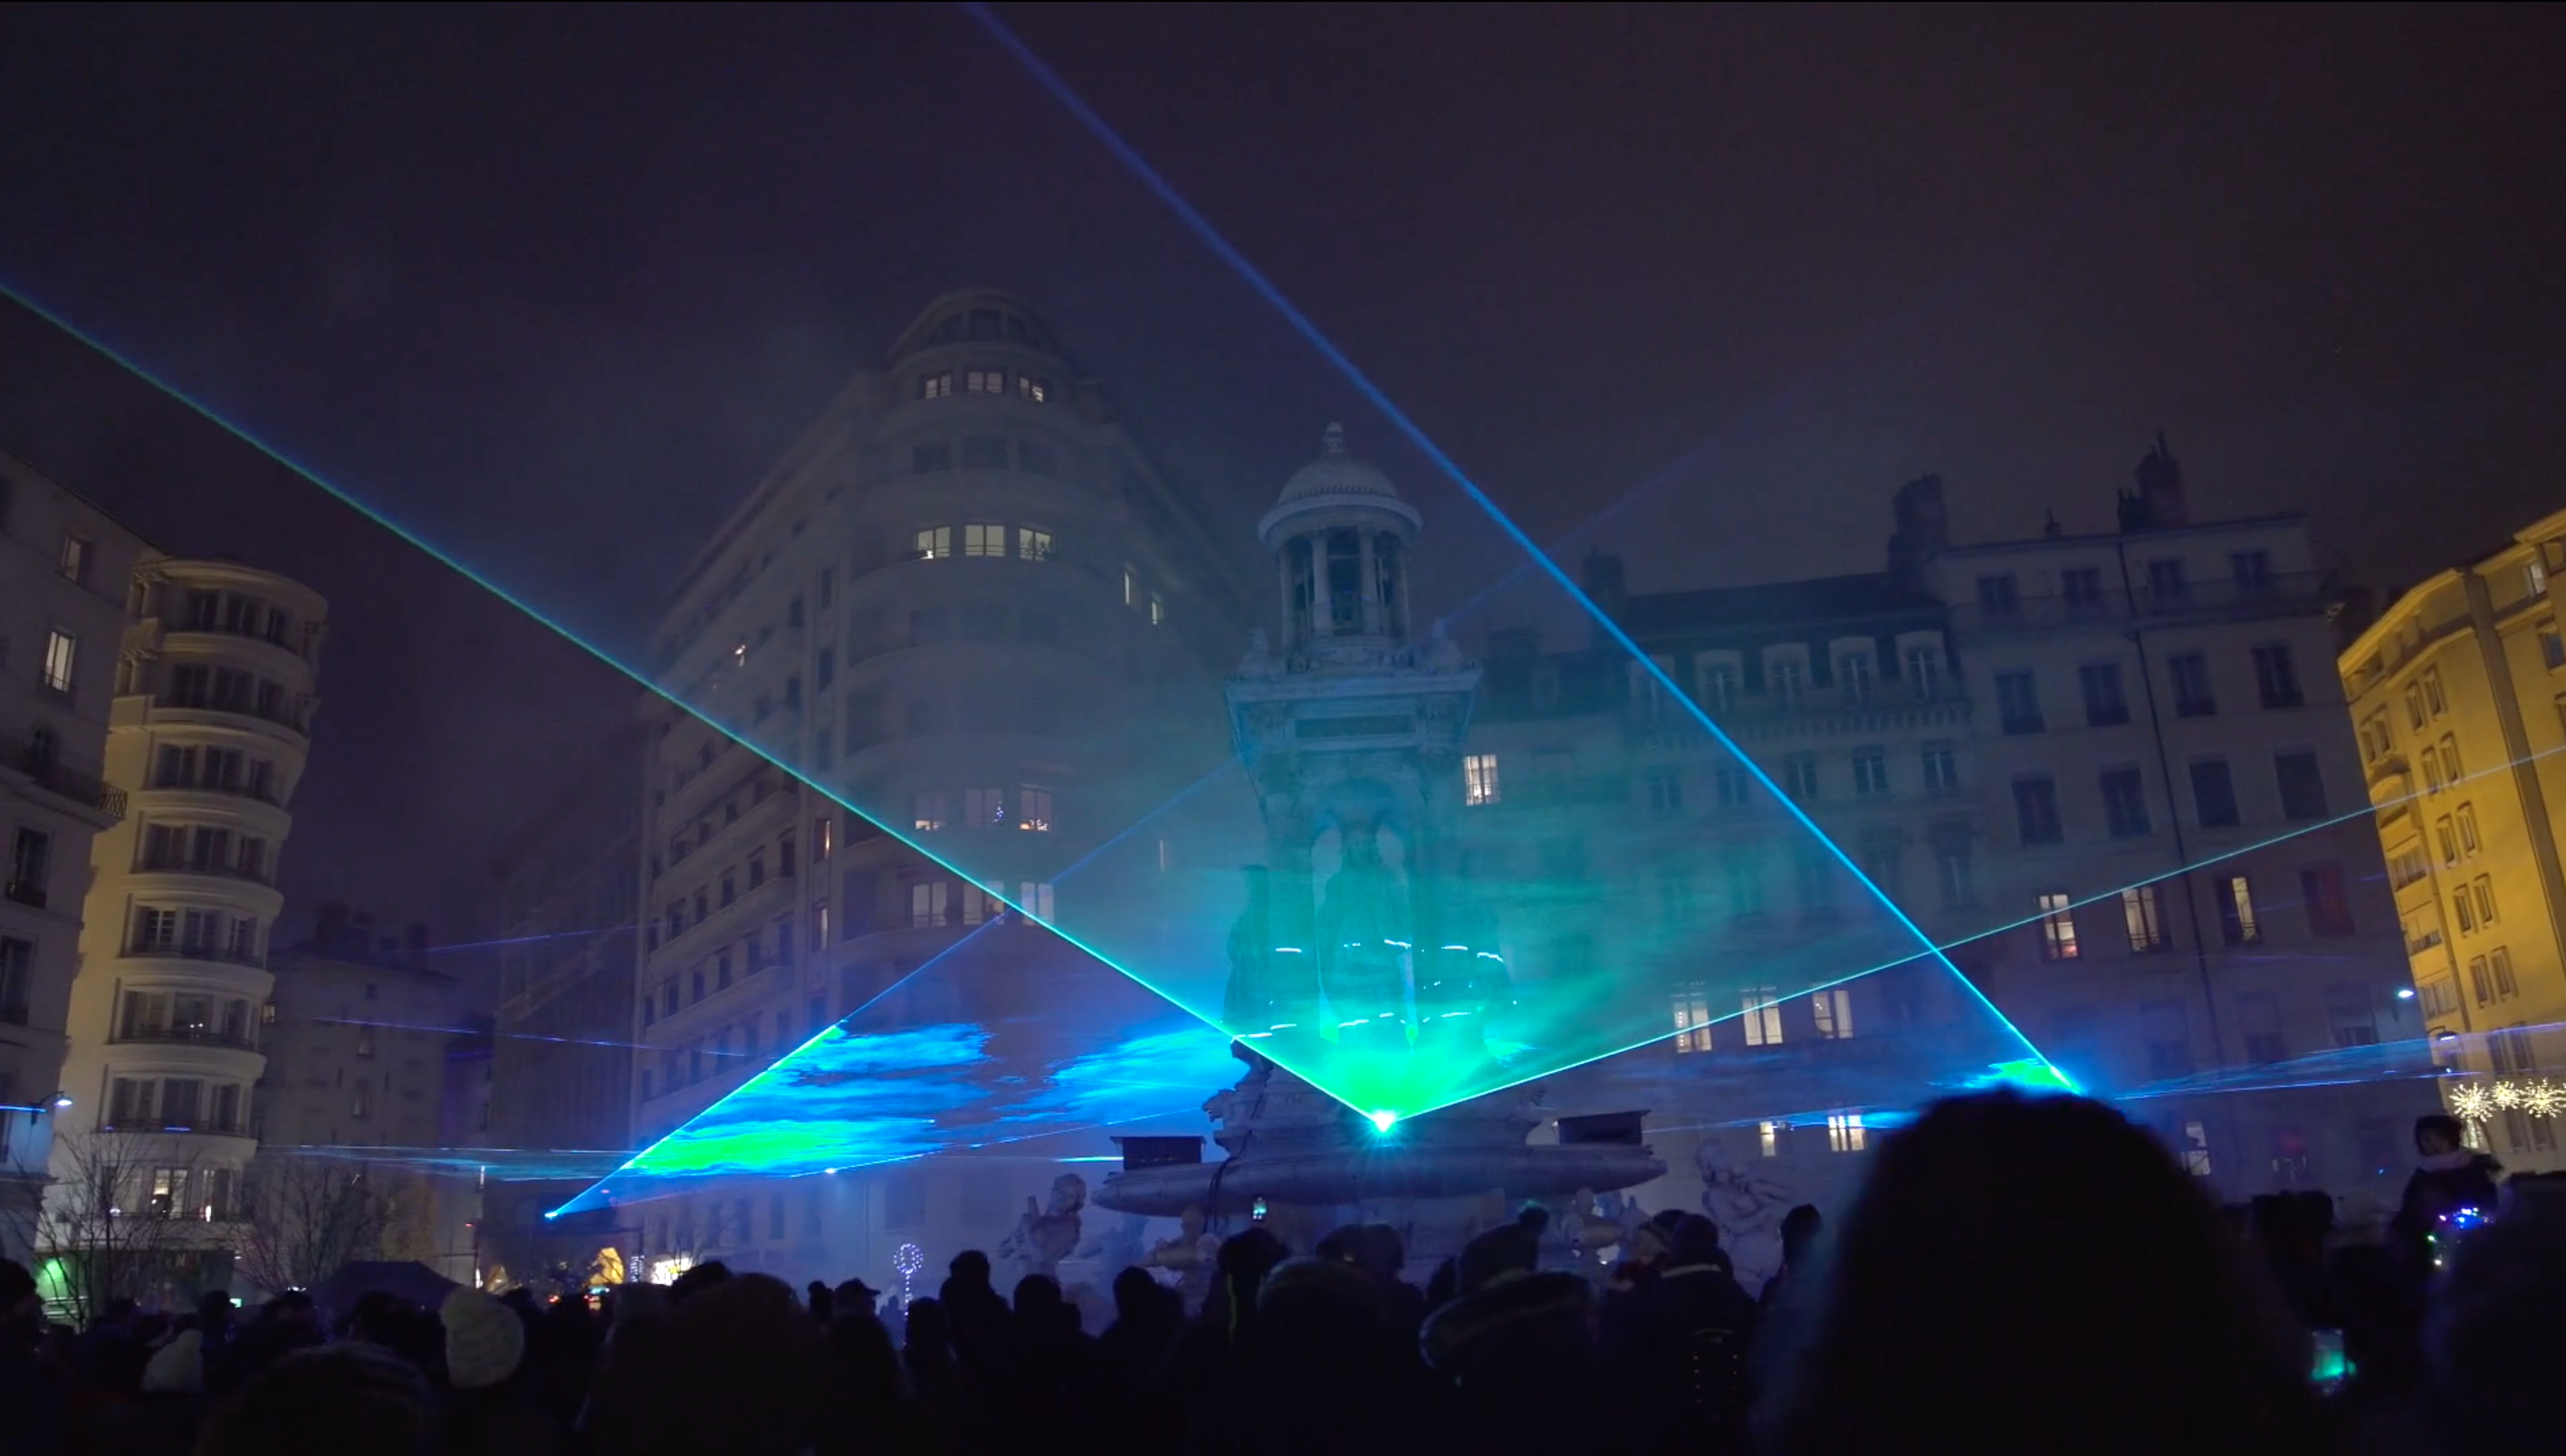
[0,732,127,818]
[110,1026,259,1051]
[99,1118,249,1137]
[121,944,266,970]
[134,856,274,887]
[147,774,280,807]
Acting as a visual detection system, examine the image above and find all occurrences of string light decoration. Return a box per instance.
[894,1242,924,1308]
[2446,1078,2565,1125]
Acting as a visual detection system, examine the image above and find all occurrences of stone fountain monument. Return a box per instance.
[1094,426,1662,1269]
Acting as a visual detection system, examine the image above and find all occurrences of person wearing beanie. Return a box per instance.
[442,1288,529,1391]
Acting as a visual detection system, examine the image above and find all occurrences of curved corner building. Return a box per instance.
[50,560,325,1288]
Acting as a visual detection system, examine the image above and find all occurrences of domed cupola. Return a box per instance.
[1259,424,1423,656]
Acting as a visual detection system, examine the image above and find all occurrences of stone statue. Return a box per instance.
[1144,1205,1220,1312]
[999,1173,1088,1287]
[1696,1140,1797,1292]
[1075,1212,1152,1278]
[1223,866,1304,1035]
[1317,820,1411,1036]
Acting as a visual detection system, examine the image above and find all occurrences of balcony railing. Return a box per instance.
[148,776,280,806]
[99,1118,248,1136]
[110,1026,259,1050]
[122,944,265,968]
[134,857,274,886]
[0,733,126,817]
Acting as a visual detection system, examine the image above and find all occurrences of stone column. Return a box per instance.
[1357,531,1382,636]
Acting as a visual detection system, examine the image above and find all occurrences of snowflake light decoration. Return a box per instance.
[2493,1081,2525,1109]
[2448,1081,2496,1124]
[2518,1080,2566,1119]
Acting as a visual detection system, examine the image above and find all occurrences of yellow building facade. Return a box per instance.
[2340,507,2566,1170]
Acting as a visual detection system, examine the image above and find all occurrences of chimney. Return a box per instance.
[2132,434,2187,530]
[1580,550,1627,648]
[1887,474,1949,584]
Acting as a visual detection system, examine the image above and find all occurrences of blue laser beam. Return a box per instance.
[963,1,2063,1088]
[0,276,1365,1129]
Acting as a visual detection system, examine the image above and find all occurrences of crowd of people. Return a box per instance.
[4,1091,2560,1455]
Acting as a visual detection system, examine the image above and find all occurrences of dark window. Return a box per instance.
[2274,751,2328,820]
[2253,645,2304,709]
[2168,653,2216,716]
[1977,574,2020,618]
[960,436,1009,469]
[2061,568,2105,616]
[1996,672,2044,734]
[1020,440,1058,476]
[2013,778,2063,845]
[2101,769,2151,838]
[2145,559,2188,604]
[2302,865,2355,937]
[2231,551,2273,590]
[911,442,953,474]
[2079,663,2130,726]
[2190,761,2240,828]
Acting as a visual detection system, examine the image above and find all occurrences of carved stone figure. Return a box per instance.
[1696,1139,1797,1292]
[1144,1204,1220,1312]
[999,1173,1088,1287]
[1317,820,1410,1033]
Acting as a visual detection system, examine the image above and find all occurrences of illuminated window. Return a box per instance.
[913,526,952,560]
[1123,567,1138,607]
[2179,1120,2213,1175]
[963,788,1004,826]
[1463,753,1500,806]
[814,904,829,948]
[1149,593,1165,627]
[2036,891,2080,961]
[2122,882,2168,953]
[1758,1121,1781,1158]
[919,371,953,399]
[1826,1113,1866,1153]
[963,523,1007,557]
[1018,527,1053,560]
[1740,988,1783,1047]
[41,630,75,694]
[149,1166,187,1217]
[964,367,1005,394]
[1812,988,1854,1040]
[911,791,947,832]
[960,884,997,925]
[1017,880,1056,921]
[1016,374,1048,403]
[814,817,833,862]
[2212,874,2260,944]
[1671,982,1713,1053]
[1017,787,1054,832]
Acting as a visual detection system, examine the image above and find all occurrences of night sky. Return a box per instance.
[0,4,2561,951]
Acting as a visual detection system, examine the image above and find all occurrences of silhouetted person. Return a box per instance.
[936,1250,1012,1380]
[1758,1091,2328,1456]
[1763,1203,1823,1307]
[1097,1266,1182,1403]
[2392,1114,2501,1272]
[1421,1207,1599,1447]
[2427,1187,2566,1449]
[196,1343,436,1456]
[1609,1212,1757,1448]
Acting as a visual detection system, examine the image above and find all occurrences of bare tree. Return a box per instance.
[233,1156,396,1296]
[30,1131,211,1326]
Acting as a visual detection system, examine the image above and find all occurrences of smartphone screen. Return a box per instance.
[2310,1329,2350,1390]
